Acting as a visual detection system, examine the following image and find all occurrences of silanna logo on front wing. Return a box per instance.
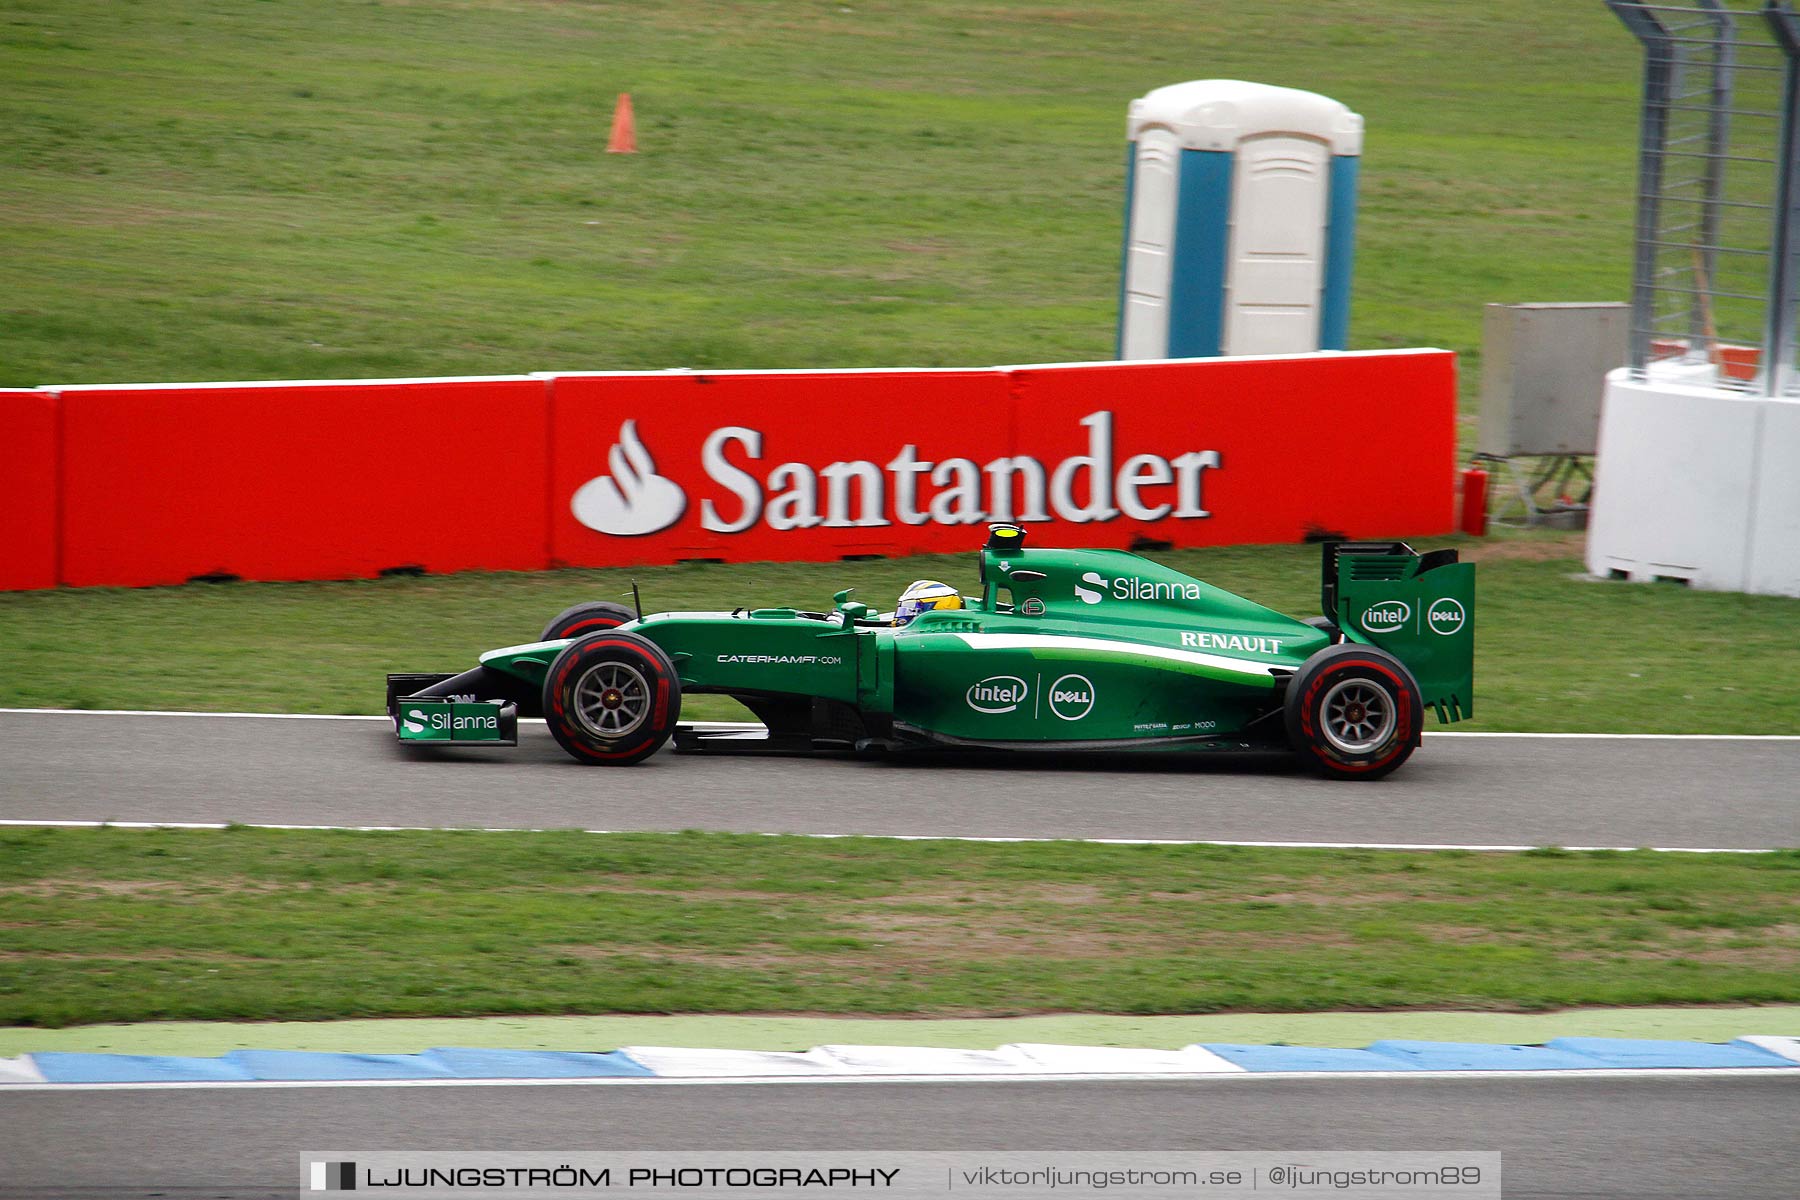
[570,414,1221,537]
[401,708,498,735]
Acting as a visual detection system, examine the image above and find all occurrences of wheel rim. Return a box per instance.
[1319,677,1396,755]
[572,661,651,739]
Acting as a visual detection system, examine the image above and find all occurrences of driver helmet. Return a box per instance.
[894,579,963,626]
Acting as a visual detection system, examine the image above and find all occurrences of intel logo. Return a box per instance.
[966,676,1029,714]
[1427,597,1466,636]
[1048,673,1095,721]
[1360,600,1410,634]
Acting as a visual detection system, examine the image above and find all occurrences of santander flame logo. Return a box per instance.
[570,420,688,537]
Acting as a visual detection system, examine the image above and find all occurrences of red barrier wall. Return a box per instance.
[549,370,1015,567]
[0,389,59,591]
[58,377,550,587]
[547,351,1455,566]
[13,351,1455,591]
[1007,351,1458,547]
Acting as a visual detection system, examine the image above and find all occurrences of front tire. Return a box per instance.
[1285,644,1422,780]
[542,631,681,765]
[541,601,635,643]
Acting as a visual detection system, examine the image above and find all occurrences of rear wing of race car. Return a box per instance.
[1322,541,1474,722]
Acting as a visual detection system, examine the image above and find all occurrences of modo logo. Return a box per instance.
[1360,600,1410,634]
[1048,673,1095,721]
[1427,597,1466,636]
[966,675,1029,714]
[570,420,688,537]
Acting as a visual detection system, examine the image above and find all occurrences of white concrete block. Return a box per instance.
[1747,398,1800,597]
[1587,366,1762,591]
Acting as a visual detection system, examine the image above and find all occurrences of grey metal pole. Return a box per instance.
[1608,0,1677,377]
[1698,2,1736,357]
[1762,1,1800,396]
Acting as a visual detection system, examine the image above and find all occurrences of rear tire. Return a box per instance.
[541,601,635,642]
[1285,644,1422,780]
[541,631,681,765]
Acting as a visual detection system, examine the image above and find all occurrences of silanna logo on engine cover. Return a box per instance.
[570,412,1221,537]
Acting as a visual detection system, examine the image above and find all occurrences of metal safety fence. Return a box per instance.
[1609,0,1800,395]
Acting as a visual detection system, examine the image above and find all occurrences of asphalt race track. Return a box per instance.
[6,710,1798,1200]
[1,711,1796,848]
[3,1075,1797,1199]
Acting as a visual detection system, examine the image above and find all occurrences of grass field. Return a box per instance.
[4,532,1797,732]
[9,4,1790,1036]
[2,0,1639,392]
[4,827,1796,1028]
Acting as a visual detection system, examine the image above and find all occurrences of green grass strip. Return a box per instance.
[5,535,1799,733]
[0,0,1645,397]
[3,827,1796,1030]
[4,1008,1796,1059]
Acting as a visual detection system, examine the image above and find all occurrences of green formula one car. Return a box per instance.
[387,525,1474,779]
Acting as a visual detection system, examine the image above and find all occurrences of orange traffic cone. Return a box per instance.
[606,93,637,154]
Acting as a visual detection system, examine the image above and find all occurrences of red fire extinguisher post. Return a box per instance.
[1460,464,1490,537]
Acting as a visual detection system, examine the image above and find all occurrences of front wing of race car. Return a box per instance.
[386,672,519,746]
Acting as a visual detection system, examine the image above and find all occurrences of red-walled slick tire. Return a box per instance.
[542,631,681,766]
[1285,643,1423,781]
[540,601,635,642]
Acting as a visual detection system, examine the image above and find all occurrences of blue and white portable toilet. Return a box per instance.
[1117,80,1363,360]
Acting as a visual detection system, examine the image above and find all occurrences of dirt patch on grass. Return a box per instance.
[547,884,797,902]
[545,945,807,971]
[885,239,954,256]
[546,910,1372,969]
[0,878,296,899]
[864,884,1105,907]
[0,880,195,898]
[1142,888,1445,907]
[541,882,1109,907]
[840,910,1162,958]
[0,949,260,963]
[1457,533,1587,564]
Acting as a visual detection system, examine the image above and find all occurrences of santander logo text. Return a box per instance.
[569,411,1221,537]
[569,420,687,537]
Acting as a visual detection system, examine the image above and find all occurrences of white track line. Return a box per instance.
[2,709,1798,740]
[0,818,1779,854]
[2,1067,1795,1093]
